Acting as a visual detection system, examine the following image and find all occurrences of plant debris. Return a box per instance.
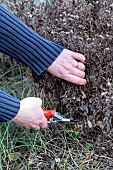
[0,0,113,167]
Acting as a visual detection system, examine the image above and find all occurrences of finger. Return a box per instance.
[72,52,86,62]
[40,123,47,129]
[70,67,85,78]
[39,117,48,129]
[72,59,79,68]
[72,60,85,71]
[29,124,40,130]
[65,74,87,85]
[34,126,40,130]
[25,126,30,129]
[78,62,85,71]
[40,120,48,128]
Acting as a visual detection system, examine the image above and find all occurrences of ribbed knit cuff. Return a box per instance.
[0,5,64,75]
[0,90,20,122]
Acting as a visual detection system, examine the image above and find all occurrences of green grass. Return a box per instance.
[0,122,93,170]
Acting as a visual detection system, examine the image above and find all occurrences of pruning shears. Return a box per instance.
[43,109,80,123]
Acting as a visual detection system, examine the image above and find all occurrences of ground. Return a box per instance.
[0,0,113,169]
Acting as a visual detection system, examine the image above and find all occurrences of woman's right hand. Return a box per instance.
[12,97,47,130]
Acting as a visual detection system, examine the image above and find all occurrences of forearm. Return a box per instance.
[0,5,64,123]
[0,5,63,122]
[0,5,64,75]
[0,90,20,122]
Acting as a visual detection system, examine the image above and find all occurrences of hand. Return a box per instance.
[47,49,87,85]
[12,97,47,130]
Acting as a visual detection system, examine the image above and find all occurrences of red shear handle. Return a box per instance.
[43,110,55,118]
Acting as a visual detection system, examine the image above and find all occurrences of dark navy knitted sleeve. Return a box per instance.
[0,5,64,122]
[0,90,20,122]
[0,5,64,74]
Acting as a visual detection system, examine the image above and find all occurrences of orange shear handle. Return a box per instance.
[43,110,55,118]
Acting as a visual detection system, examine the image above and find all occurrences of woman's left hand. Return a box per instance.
[47,49,87,85]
